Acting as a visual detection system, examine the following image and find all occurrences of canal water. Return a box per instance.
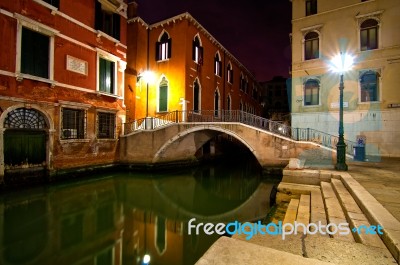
[0,158,280,265]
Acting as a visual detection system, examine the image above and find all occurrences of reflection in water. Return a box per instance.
[0,159,279,265]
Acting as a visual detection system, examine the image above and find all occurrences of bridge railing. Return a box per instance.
[123,110,357,155]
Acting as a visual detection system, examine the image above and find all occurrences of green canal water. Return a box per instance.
[0,158,280,265]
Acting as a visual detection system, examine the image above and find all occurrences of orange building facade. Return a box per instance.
[0,0,127,183]
[125,7,262,123]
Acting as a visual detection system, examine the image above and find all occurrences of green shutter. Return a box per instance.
[159,85,168,112]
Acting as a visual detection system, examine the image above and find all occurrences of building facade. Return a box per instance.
[260,76,290,122]
[125,8,262,124]
[290,0,400,157]
[0,0,128,183]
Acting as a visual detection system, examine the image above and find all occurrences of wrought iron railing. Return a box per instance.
[123,110,357,155]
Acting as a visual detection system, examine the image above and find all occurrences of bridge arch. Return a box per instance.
[152,125,258,164]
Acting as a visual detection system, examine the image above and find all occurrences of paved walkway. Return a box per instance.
[347,157,400,221]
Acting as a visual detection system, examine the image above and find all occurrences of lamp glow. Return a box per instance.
[330,53,354,73]
[142,70,155,84]
[143,254,151,264]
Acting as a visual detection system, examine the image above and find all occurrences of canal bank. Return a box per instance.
[197,158,400,264]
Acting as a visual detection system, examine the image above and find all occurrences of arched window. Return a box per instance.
[192,36,203,64]
[360,19,378,51]
[227,63,233,83]
[360,70,379,102]
[227,94,231,111]
[304,79,319,106]
[214,89,220,117]
[4,108,47,129]
[156,31,171,61]
[214,52,222,76]
[193,79,201,113]
[304,31,319,60]
[158,77,168,112]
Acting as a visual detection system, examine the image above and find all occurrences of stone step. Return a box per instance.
[320,181,355,243]
[282,198,299,230]
[296,194,310,233]
[331,178,386,249]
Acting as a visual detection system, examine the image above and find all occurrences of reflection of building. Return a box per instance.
[260,76,290,122]
[0,0,127,183]
[290,0,400,157]
[125,4,262,122]
[0,178,123,265]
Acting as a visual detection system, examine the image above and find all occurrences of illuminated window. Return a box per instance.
[156,32,171,61]
[304,31,319,60]
[97,112,115,139]
[158,77,168,112]
[95,0,120,40]
[192,36,203,64]
[227,63,233,83]
[306,0,317,16]
[304,79,319,106]
[360,70,379,102]
[214,53,222,76]
[360,19,378,51]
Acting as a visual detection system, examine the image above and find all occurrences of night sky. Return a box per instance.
[135,0,292,82]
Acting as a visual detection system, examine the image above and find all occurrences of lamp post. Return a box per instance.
[331,52,354,171]
[140,70,155,130]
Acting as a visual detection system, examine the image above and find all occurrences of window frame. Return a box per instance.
[227,63,233,84]
[158,76,169,112]
[304,31,320,60]
[306,0,317,16]
[193,79,201,114]
[192,36,203,65]
[96,111,117,139]
[303,78,320,106]
[95,0,121,41]
[359,69,380,103]
[156,31,171,61]
[96,49,119,96]
[214,52,222,77]
[360,19,379,51]
[15,14,57,84]
[60,108,87,140]
[214,88,220,117]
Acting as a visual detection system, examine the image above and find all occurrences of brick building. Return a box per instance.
[125,5,262,123]
[0,0,128,183]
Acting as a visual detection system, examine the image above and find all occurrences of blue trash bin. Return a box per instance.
[353,145,365,161]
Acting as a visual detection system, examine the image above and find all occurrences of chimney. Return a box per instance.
[127,0,138,19]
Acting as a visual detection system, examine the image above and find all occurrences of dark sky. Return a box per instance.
[135,1,292,82]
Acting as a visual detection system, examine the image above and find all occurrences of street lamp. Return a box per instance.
[330,52,354,171]
[139,70,155,129]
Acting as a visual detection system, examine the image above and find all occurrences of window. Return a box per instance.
[98,57,115,94]
[193,80,201,113]
[227,95,231,111]
[214,89,220,117]
[158,77,168,112]
[192,36,203,64]
[43,0,59,8]
[240,74,245,91]
[360,19,378,51]
[306,0,317,16]
[156,32,171,61]
[97,112,115,139]
[95,1,120,40]
[214,53,222,76]
[21,27,49,79]
[304,79,319,106]
[227,63,233,83]
[360,70,379,102]
[304,31,319,60]
[61,108,86,139]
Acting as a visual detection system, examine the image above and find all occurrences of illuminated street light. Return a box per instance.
[330,52,354,171]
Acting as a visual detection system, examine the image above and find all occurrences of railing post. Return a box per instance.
[175,110,178,123]
[307,128,310,141]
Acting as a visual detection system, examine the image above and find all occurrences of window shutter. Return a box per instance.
[155,42,160,61]
[113,13,120,40]
[95,1,102,30]
[192,40,196,61]
[167,38,172,58]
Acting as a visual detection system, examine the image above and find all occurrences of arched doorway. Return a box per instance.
[3,108,48,172]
